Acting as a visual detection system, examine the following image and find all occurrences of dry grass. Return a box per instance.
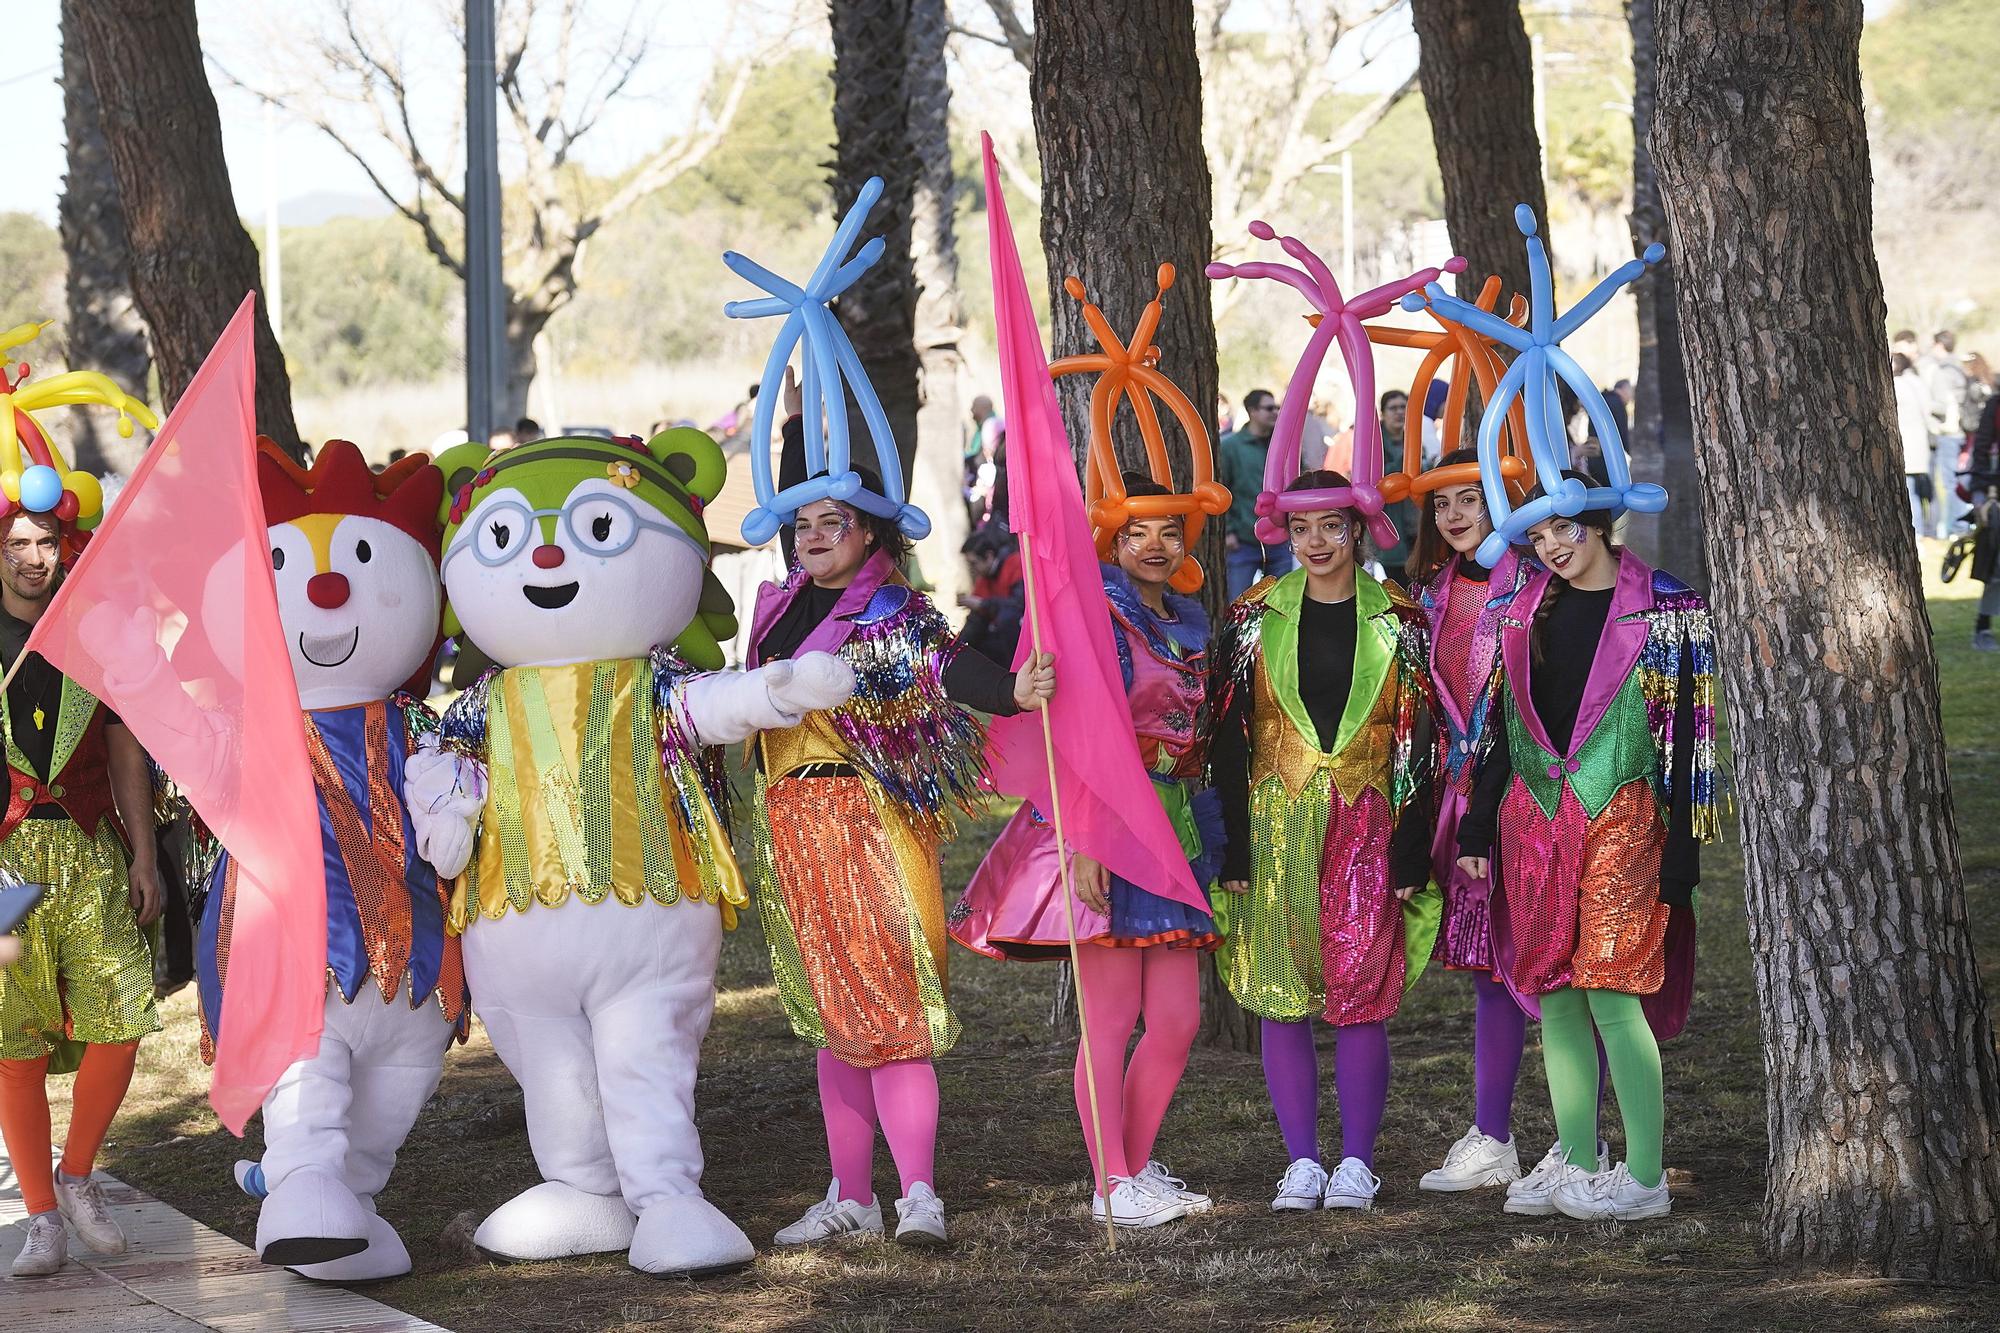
[50,543,2000,1332]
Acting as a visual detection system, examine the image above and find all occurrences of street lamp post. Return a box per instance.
[465,0,505,443]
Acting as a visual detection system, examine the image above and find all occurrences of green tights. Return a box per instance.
[1539,987,1663,1189]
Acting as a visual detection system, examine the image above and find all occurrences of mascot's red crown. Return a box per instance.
[257,438,444,565]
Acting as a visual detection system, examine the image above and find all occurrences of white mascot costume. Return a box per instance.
[405,430,852,1276]
[192,440,465,1280]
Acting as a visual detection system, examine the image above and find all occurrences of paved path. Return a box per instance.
[0,1153,451,1332]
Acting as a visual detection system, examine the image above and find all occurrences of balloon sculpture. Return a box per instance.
[1402,204,1666,567]
[1365,274,1533,506]
[1206,222,1465,548]
[722,176,929,547]
[1048,264,1231,593]
[0,320,156,545]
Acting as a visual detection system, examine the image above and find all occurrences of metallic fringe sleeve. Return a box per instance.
[1640,585,1724,844]
[651,646,738,839]
[1389,608,1439,817]
[393,692,442,749]
[1206,597,1266,784]
[824,594,990,841]
[438,667,499,761]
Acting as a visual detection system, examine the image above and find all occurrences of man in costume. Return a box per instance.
[0,504,164,1277]
[410,427,853,1277]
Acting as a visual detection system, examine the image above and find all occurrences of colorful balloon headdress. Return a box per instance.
[1402,205,1665,567]
[723,176,928,548]
[1367,274,1532,506]
[1047,264,1231,593]
[0,320,155,541]
[1207,222,1465,547]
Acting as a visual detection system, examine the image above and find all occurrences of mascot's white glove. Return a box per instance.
[403,738,487,880]
[676,652,856,746]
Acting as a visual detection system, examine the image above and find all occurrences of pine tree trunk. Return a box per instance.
[58,0,153,478]
[69,0,301,459]
[1620,0,1706,592]
[1408,0,1550,304]
[1030,0,1249,1052]
[905,0,969,609]
[1654,0,2000,1279]
[502,297,543,433]
[828,0,922,483]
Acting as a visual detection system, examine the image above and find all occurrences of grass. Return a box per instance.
[50,542,2000,1331]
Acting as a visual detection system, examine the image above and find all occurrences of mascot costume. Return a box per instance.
[408,428,852,1277]
[197,439,466,1281]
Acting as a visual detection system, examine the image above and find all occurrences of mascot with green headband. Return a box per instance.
[403,427,852,1277]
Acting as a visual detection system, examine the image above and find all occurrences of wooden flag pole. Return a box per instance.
[1016,528,1118,1251]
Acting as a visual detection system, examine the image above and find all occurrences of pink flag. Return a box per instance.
[26,296,323,1133]
[980,134,1204,914]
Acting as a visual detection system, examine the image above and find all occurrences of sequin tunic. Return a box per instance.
[1456,550,1719,1038]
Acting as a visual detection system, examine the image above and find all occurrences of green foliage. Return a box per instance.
[1864,0,2000,128]
[0,212,64,331]
[275,216,460,396]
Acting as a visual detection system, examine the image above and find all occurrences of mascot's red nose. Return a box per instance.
[532,544,566,569]
[307,572,350,609]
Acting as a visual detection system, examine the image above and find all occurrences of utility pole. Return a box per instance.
[464,0,504,442]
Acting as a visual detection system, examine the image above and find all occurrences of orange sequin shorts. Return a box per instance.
[753,773,959,1067]
[1495,777,1668,997]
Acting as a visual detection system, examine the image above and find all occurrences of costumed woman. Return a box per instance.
[1407,461,1537,1195]
[1454,485,1717,1222]
[953,475,1223,1228]
[1211,469,1440,1213]
[749,369,1053,1248]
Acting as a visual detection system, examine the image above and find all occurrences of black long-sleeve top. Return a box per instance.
[1212,593,1434,889]
[1455,586,1700,905]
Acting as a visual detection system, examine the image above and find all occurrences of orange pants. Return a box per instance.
[0,1041,139,1215]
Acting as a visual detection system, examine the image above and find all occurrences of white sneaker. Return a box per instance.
[1270,1156,1328,1212]
[10,1213,67,1277]
[1091,1177,1188,1228]
[1420,1126,1522,1192]
[1504,1140,1610,1216]
[773,1179,883,1245]
[1321,1156,1381,1210]
[54,1171,127,1255]
[1552,1161,1672,1221]
[1135,1161,1214,1215]
[893,1182,947,1246]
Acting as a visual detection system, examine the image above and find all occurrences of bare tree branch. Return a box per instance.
[977,0,1034,68]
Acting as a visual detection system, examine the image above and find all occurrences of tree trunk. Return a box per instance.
[1408,0,1550,305]
[1031,0,1248,1051]
[58,0,153,478]
[70,0,300,460]
[905,0,969,609]
[1620,0,1706,592]
[502,295,544,433]
[828,0,922,484]
[1654,0,2000,1280]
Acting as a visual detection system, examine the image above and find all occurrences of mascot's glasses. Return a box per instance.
[450,492,701,569]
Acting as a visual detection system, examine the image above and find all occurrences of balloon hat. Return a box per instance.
[1206,222,1465,547]
[722,176,928,548]
[0,320,156,540]
[1401,205,1666,567]
[1048,263,1231,593]
[1365,273,1533,506]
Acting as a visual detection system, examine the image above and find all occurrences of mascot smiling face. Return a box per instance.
[436,430,735,671]
[258,439,444,709]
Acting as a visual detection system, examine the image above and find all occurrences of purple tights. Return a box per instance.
[1472,972,1529,1142]
[1260,1018,1390,1168]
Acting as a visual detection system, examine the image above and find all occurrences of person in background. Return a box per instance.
[965,397,1004,529]
[1968,388,2000,652]
[1376,390,1416,581]
[1219,390,1295,598]
[512,417,544,446]
[1924,331,1970,538]
[1895,352,1936,534]
[1216,393,1237,438]
[1301,401,1336,472]
[1891,329,1919,361]
[958,527,1025,666]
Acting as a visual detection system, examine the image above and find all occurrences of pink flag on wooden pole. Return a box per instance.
[24,295,323,1133]
[979,134,1204,914]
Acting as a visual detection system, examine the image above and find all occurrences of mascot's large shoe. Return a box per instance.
[195,441,468,1281]
[408,430,852,1276]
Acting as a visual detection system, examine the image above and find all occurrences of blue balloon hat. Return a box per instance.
[722,176,930,548]
[1401,204,1667,567]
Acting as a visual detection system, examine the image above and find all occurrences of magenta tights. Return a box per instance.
[817,1051,939,1206]
[1071,946,1202,1195]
